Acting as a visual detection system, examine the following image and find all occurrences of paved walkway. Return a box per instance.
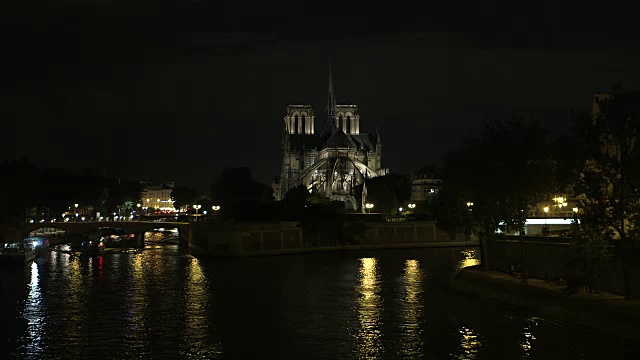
[450,266,640,340]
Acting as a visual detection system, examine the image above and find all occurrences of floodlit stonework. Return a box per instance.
[273,65,387,210]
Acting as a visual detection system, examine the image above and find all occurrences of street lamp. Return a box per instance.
[543,206,549,236]
[399,207,403,213]
[365,203,374,213]
[408,203,416,211]
[203,210,208,215]
[212,205,221,215]
[572,207,578,213]
[193,204,202,214]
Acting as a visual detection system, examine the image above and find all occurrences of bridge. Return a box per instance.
[20,221,193,247]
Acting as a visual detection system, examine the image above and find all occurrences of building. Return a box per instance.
[273,65,387,210]
[140,182,175,211]
[410,169,442,216]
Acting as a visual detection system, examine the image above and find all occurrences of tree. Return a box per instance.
[210,167,274,220]
[436,116,556,272]
[575,88,640,300]
[171,186,199,211]
[354,173,411,215]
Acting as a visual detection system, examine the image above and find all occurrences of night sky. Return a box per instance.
[2,1,640,190]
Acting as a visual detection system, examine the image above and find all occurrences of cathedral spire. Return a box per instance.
[325,60,337,129]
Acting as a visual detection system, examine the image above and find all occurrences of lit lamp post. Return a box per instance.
[212,205,221,215]
[543,206,549,236]
[365,203,374,213]
[74,203,79,222]
[193,204,202,214]
[408,203,416,213]
[466,202,474,247]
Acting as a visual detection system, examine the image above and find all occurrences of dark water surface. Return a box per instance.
[1,231,638,359]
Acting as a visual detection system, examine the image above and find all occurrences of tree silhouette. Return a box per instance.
[576,88,640,299]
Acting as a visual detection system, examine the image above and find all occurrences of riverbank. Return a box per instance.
[449,266,640,341]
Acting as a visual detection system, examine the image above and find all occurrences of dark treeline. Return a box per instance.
[0,159,141,224]
[434,86,640,299]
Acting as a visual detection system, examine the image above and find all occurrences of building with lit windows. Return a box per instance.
[140,182,175,212]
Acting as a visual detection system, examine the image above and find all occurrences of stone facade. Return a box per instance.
[140,181,175,211]
[273,65,387,210]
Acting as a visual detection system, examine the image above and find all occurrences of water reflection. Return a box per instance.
[21,261,45,357]
[355,257,383,359]
[183,256,223,358]
[126,252,148,351]
[400,259,424,358]
[457,249,480,270]
[64,255,84,347]
[520,318,538,359]
[455,326,482,360]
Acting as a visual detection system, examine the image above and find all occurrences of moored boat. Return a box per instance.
[0,242,35,267]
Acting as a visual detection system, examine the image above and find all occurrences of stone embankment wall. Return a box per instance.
[189,221,478,257]
[487,236,640,298]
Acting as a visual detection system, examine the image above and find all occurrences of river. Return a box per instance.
[0,230,637,359]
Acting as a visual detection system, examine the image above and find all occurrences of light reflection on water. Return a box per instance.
[520,318,538,359]
[4,236,635,359]
[20,261,45,357]
[183,256,223,358]
[455,326,483,360]
[457,248,481,270]
[400,259,424,358]
[126,252,148,354]
[355,257,383,359]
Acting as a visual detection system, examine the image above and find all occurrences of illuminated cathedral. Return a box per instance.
[272,65,387,210]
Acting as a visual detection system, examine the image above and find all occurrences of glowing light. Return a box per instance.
[356,258,383,358]
[543,207,549,213]
[399,259,424,357]
[572,207,579,213]
[456,326,483,359]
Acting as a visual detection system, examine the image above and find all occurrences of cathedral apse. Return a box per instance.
[272,65,387,211]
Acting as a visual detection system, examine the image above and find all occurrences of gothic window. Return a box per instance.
[346,116,351,133]
[294,115,299,134]
[338,115,343,128]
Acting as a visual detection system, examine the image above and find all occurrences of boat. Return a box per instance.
[24,236,50,257]
[0,242,35,267]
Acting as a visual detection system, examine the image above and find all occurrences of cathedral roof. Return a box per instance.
[349,133,377,152]
[286,134,322,151]
[323,129,356,148]
[285,130,379,152]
